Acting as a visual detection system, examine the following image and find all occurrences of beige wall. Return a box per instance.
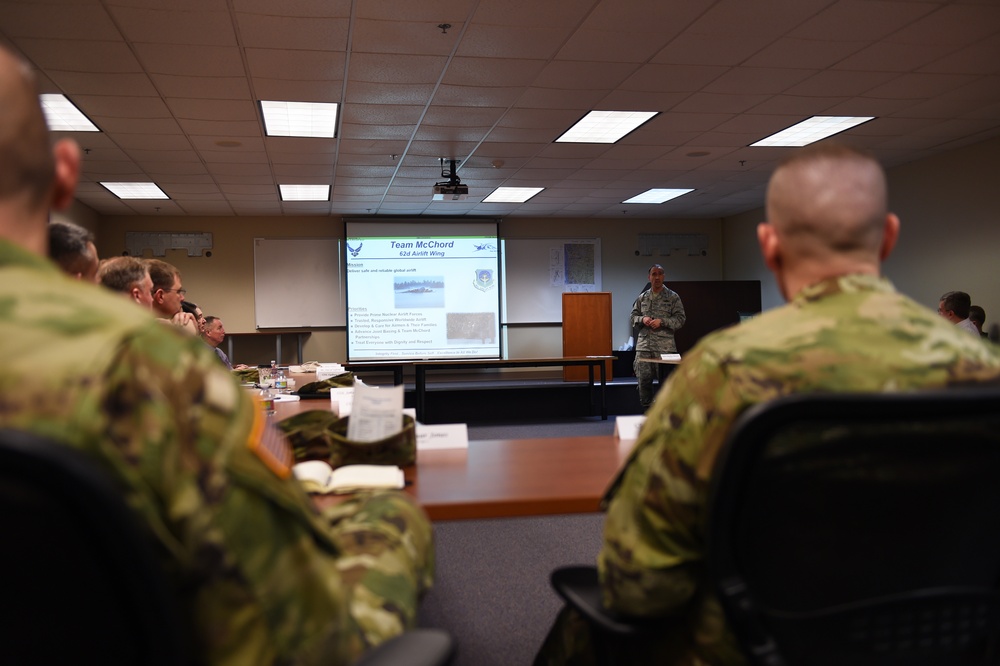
[721,135,1000,333]
[79,134,1000,364]
[95,215,725,364]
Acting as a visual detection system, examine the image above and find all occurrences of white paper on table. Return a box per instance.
[660,353,682,361]
[416,423,469,450]
[329,387,355,417]
[346,382,404,442]
[615,415,646,440]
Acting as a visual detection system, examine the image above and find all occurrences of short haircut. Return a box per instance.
[146,258,180,292]
[98,256,148,293]
[181,300,200,315]
[0,49,55,208]
[969,305,986,326]
[648,264,664,274]
[940,291,972,320]
[48,220,95,275]
[203,316,221,328]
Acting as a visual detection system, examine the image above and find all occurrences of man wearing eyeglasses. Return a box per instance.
[147,258,199,335]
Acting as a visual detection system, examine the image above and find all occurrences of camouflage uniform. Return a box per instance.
[0,240,433,665]
[631,286,686,408]
[539,274,1000,665]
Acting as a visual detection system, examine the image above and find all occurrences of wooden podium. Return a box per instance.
[562,292,613,381]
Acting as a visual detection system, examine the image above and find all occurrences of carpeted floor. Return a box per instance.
[416,417,618,665]
[419,513,604,666]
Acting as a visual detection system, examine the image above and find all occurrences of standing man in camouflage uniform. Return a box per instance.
[0,44,433,665]
[630,264,686,409]
[536,142,1000,665]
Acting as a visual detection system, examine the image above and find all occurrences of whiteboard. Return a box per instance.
[502,238,602,323]
[253,238,345,328]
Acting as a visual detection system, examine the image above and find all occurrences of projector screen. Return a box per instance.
[345,220,501,361]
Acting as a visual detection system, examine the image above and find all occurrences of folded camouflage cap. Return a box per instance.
[277,410,415,468]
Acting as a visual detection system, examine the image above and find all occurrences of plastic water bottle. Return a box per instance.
[260,386,275,416]
[274,366,288,392]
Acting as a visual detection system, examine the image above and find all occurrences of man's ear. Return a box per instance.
[50,139,81,211]
[757,222,781,273]
[879,213,900,261]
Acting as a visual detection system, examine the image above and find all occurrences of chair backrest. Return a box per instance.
[707,387,1000,666]
[0,429,188,665]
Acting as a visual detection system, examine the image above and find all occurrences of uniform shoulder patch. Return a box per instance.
[247,407,294,478]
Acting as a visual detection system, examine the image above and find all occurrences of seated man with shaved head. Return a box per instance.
[536,142,1000,665]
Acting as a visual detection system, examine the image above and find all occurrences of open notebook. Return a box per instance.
[292,460,405,494]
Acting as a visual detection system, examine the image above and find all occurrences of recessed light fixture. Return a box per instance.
[279,184,330,201]
[100,182,169,200]
[555,110,659,144]
[623,188,694,204]
[751,116,876,147]
[482,187,544,203]
[260,101,339,138]
[39,94,100,132]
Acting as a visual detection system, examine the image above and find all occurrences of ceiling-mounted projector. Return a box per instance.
[432,158,468,201]
[432,184,469,201]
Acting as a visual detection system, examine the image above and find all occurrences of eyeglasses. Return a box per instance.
[164,288,187,296]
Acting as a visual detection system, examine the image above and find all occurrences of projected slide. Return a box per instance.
[345,221,501,361]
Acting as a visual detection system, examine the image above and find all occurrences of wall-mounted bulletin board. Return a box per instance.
[253,238,345,328]
[502,238,602,324]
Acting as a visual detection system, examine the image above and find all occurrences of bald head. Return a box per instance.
[0,46,55,211]
[766,142,889,263]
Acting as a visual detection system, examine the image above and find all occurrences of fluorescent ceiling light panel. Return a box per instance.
[100,182,169,200]
[261,101,339,138]
[751,116,876,147]
[279,184,330,201]
[482,187,544,203]
[555,110,659,144]
[623,188,694,204]
[39,94,100,132]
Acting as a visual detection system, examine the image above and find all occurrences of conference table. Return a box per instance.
[273,399,634,521]
[344,355,616,421]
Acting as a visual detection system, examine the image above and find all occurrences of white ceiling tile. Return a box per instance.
[14,38,142,71]
[746,38,867,70]
[176,119,261,137]
[133,44,245,77]
[151,75,251,100]
[109,6,237,46]
[790,0,936,42]
[0,2,120,40]
[235,13,349,51]
[39,71,158,96]
[351,19,459,56]
[165,98,259,121]
[444,57,548,87]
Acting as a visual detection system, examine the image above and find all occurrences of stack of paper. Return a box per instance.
[316,363,347,380]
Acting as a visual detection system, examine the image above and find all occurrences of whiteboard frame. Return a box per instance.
[253,237,345,328]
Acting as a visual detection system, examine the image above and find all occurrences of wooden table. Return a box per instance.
[273,401,633,521]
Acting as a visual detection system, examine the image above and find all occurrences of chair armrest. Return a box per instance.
[352,629,454,666]
[550,566,661,637]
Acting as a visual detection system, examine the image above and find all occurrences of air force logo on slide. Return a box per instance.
[346,242,363,257]
[474,269,495,292]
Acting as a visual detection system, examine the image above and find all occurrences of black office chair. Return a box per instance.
[0,428,453,666]
[551,387,1000,665]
